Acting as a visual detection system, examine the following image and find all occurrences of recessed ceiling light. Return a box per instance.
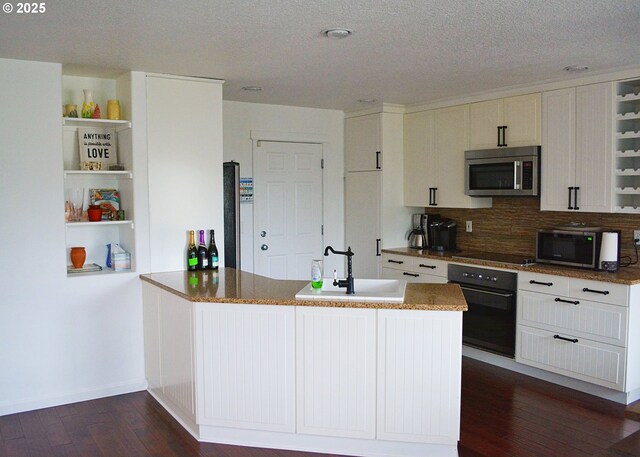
[358,99,377,104]
[321,28,353,39]
[563,65,589,73]
[242,86,262,91]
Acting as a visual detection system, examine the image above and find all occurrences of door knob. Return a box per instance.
[260,231,267,237]
[261,244,269,251]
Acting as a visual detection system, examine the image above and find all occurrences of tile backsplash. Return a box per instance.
[424,197,640,267]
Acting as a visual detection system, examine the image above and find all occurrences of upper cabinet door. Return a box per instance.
[502,93,542,148]
[469,99,502,149]
[345,113,381,172]
[403,111,435,207]
[574,82,613,213]
[541,88,576,211]
[469,93,541,149]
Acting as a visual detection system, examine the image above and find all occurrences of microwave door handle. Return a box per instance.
[514,161,521,189]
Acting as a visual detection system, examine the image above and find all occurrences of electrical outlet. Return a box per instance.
[635,230,640,245]
[466,221,473,233]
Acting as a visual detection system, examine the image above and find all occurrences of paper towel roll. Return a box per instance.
[599,232,619,270]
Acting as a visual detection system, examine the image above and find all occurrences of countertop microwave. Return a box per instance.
[465,146,540,196]
[536,228,603,269]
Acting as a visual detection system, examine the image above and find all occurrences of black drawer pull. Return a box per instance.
[530,280,553,286]
[555,298,580,305]
[387,259,404,264]
[553,334,578,344]
[403,272,419,277]
[582,287,609,295]
[419,264,437,269]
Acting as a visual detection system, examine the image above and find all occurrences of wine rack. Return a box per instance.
[615,77,640,212]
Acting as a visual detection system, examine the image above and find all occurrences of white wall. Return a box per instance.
[223,101,345,276]
[0,59,146,415]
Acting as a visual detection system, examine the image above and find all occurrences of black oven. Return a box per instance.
[448,264,517,358]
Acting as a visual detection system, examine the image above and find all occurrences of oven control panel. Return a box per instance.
[449,264,518,290]
[462,272,498,282]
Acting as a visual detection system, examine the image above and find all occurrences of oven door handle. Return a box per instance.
[459,285,514,299]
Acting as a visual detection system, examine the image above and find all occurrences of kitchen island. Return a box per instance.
[141,268,467,457]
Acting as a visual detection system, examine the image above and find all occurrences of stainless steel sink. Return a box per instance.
[295,278,407,303]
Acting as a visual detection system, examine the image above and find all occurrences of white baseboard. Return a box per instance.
[0,379,148,416]
[462,347,634,404]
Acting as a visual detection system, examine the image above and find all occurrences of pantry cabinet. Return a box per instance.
[468,93,541,149]
[345,108,412,278]
[541,83,613,212]
[403,105,491,208]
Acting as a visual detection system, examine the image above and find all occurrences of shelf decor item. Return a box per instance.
[70,246,86,268]
[81,89,95,118]
[64,104,78,118]
[90,188,120,220]
[78,127,118,169]
[92,104,101,119]
[107,99,121,120]
[87,204,102,222]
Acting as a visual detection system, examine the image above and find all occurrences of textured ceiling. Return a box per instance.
[0,0,639,110]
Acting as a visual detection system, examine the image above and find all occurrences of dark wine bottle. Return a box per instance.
[197,230,209,270]
[187,230,197,271]
[208,229,219,270]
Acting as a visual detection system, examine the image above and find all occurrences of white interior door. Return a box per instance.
[254,141,323,280]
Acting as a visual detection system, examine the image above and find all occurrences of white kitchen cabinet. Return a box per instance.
[296,306,376,439]
[382,252,448,283]
[195,303,296,432]
[541,83,613,212]
[377,309,462,443]
[345,108,412,278]
[403,105,491,209]
[469,93,541,149]
[345,113,381,172]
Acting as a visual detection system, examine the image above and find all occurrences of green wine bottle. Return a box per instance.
[187,230,198,271]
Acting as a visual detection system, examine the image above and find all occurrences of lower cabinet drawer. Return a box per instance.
[382,253,411,271]
[382,267,448,284]
[518,291,628,347]
[516,325,626,391]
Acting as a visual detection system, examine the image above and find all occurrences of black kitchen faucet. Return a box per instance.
[323,246,355,294]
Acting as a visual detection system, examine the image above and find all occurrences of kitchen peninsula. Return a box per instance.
[141,268,467,457]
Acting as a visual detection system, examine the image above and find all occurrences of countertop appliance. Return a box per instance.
[448,263,518,357]
[429,217,457,252]
[536,226,619,270]
[464,145,540,196]
[223,161,241,269]
[408,213,434,249]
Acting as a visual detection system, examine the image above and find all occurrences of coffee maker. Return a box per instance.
[429,217,457,252]
[407,214,429,249]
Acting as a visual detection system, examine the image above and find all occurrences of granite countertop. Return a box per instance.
[382,247,640,285]
[140,268,467,311]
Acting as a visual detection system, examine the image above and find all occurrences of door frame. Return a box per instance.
[250,130,329,277]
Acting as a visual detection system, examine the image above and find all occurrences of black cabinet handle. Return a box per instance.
[502,125,507,147]
[387,259,404,264]
[530,280,553,286]
[375,151,381,169]
[376,238,381,256]
[428,188,433,206]
[403,272,419,277]
[567,187,574,210]
[419,264,437,269]
[555,297,580,305]
[582,287,609,296]
[553,334,579,343]
[431,188,438,206]
[574,186,579,210]
[497,126,502,147]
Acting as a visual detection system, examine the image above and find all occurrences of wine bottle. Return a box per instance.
[197,230,209,270]
[187,230,198,271]
[208,229,219,270]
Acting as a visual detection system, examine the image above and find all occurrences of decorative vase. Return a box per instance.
[107,99,121,120]
[70,247,86,268]
[87,204,102,222]
[92,104,101,119]
[81,89,95,118]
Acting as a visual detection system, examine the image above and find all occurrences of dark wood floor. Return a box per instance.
[1,357,639,457]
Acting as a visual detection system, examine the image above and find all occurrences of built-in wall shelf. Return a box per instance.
[64,170,132,179]
[62,117,131,131]
[614,77,640,213]
[66,220,134,229]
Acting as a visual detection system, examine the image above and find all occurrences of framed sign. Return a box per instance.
[78,128,118,168]
[240,177,253,202]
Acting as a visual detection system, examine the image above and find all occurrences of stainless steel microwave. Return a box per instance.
[536,228,603,269]
[464,146,540,196]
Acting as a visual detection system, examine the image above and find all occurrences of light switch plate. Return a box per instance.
[466,221,473,233]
